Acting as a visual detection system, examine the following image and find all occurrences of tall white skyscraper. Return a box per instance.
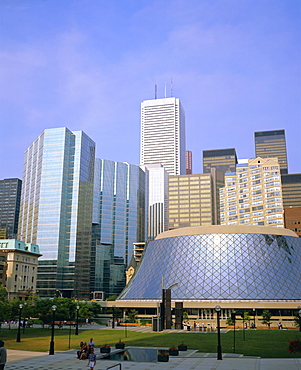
[18,127,95,299]
[140,97,186,175]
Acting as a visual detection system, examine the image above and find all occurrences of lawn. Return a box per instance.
[0,327,300,358]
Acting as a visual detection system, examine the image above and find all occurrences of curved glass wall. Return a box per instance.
[119,232,301,300]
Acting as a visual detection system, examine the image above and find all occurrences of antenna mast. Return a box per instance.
[170,78,173,97]
[155,83,157,99]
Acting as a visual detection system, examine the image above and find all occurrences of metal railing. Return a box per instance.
[105,363,122,370]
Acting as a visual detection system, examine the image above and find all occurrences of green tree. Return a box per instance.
[127,309,138,323]
[262,310,272,329]
[106,295,118,301]
[183,311,189,324]
[0,285,7,301]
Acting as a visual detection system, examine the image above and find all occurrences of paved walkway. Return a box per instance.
[5,347,301,370]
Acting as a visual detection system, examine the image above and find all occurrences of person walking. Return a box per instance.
[0,341,7,370]
[87,348,96,370]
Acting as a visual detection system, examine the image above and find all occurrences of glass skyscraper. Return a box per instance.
[254,130,288,174]
[140,97,186,175]
[0,178,22,239]
[18,127,95,298]
[91,159,147,298]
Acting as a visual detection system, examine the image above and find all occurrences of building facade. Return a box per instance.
[254,129,288,174]
[140,97,186,175]
[203,148,237,175]
[168,169,218,229]
[0,178,22,239]
[0,239,41,299]
[284,207,301,237]
[220,157,284,227]
[281,173,301,208]
[185,150,192,174]
[18,127,95,299]
[91,159,147,298]
[140,164,168,240]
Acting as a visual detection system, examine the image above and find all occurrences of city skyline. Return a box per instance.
[1,0,301,179]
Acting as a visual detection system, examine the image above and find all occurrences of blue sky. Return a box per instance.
[0,0,300,178]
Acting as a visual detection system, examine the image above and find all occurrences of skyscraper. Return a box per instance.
[281,174,301,208]
[0,178,22,239]
[185,150,192,174]
[140,97,186,175]
[18,127,95,299]
[254,130,288,174]
[91,159,147,297]
[220,157,284,227]
[168,169,218,229]
[140,164,168,240]
[203,148,238,174]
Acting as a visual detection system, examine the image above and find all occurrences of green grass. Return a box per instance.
[0,328,300,358]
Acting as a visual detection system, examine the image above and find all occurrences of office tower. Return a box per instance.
[203,148,238,174]
[281,174,301,208]
[0,239,41,299]
[284,207,301,237]
[140,97,186,175]
[254,130,288,174]
[91,159,147,298]
[220,157,284,227]
[0,178,22,239]
[168,169,218,229]
[18,127,95,299]
[185,150,192,174]
[140,164,168,240]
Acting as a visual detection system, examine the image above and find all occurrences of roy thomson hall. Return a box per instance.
[99,225,301,329]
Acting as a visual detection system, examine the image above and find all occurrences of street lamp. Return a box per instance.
[298,310,301,332]
[253,308,256,329]
[16,304,23,342]
[215,305,222,360]
[49,305,57,355]
[112,305,116,329]
[75,305,80,335]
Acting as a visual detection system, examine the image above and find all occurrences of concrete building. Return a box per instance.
[140,164,168,240]
[220,157,284,227]
[91,159,147,298]
[254,129,288,174]
[0,178,22,239]
[18,127,95,299]
[168,169,218,229]
[0,239,41,299]
[203,148,237,175]
[185,150,192,174]
[281,173,301,208]
[140,97,186,175]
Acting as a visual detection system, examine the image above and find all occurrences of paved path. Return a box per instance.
[5,347,301,370]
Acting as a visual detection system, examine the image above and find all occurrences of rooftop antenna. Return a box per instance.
[170,78,173,97]
[164,81,166,98]
[155,83,157,99]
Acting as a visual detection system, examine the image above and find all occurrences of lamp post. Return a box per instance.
[49,305,57,355]
[298,310,301,332]
[112,305,116,329]
[16,304,23,342]
[22,302,28,334]
[253,308,256,329]
[215,305,222,360]
[75,305,80,335]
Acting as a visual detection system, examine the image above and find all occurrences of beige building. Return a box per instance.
[168,169,218,229]
[0,239,42,299]
[220,157,284,227]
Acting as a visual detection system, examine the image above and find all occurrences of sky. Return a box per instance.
[0,0,300,179]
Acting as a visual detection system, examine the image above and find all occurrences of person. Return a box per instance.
[87,348,96,370]
[88,338,95,352]
[278,322,283,330]
[0,340,7,370]
[79,342,88,360]
[77,341,83,359]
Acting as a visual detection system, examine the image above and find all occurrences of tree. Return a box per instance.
[0,285,7,301]
[127,309,138,323]
[106,295,118,301]
[183,311,189,324]
[262,310,272,329]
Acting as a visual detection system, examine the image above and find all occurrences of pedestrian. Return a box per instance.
[0,340,7,370]
[87,348,96,370]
